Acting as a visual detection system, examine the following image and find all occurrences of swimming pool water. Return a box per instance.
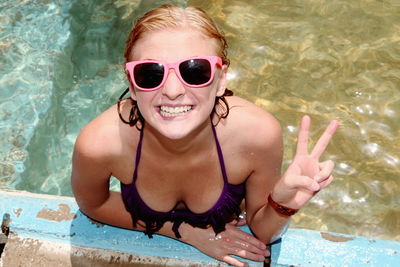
[1,0,399,241]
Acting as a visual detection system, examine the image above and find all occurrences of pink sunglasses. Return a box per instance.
[125,56,223,91]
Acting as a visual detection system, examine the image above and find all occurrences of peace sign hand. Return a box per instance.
[271,116,340,210]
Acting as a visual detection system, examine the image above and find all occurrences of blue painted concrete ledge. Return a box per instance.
[0,190,399,266]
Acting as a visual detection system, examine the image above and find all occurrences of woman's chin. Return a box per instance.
[156,124,196,140]
[150,117,205,140]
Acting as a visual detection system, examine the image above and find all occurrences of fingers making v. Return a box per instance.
[310,119,340,159]
[295,115,311,157]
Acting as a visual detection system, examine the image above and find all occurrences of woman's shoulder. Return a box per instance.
[74,103,138,161]
[222,96,282,150]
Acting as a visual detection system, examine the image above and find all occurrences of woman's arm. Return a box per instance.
[242,111,288,243]
[71,125,269,267]
[70,124,132,229]
[245,115,339,243]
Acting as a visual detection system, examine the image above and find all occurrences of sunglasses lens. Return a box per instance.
[134,63,164,89]
[179,59,212,86]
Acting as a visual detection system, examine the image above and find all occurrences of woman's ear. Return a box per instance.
[128,84,137,101]
[126,70,137,100]
[216,65,228,97]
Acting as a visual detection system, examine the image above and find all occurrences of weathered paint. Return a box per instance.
[36,204,77,222]
[320,232,354,242]
[0,190,261,266]
[2,234,210,267]
[274,229,400,266]
[1,189,399,266]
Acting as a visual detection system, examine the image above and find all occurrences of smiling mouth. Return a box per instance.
[159,105,193,117]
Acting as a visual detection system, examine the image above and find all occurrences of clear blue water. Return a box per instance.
[0,0,128,194]
[1,0,399,241]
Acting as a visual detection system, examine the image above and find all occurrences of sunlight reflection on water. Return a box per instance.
[189,0,400,241]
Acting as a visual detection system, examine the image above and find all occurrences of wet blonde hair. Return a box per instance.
[124,4,229,66]
[119,4,232,128]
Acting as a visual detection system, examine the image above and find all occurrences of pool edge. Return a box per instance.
[1,189,399,266]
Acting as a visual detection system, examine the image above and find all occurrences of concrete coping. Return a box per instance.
[0,189,399,266]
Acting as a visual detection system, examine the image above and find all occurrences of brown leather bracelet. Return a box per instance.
[268,195,299,216]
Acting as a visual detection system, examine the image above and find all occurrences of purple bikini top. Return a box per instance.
[120,124,246,238]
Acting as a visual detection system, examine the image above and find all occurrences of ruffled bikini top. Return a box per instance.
[120,124,245,238]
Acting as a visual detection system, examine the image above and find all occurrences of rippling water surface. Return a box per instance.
[191,0,400,241]
[0,0,399,241]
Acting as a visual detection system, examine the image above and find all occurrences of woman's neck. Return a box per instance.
[143,118,216,156]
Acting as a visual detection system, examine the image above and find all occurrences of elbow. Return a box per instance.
[75,200,105,224]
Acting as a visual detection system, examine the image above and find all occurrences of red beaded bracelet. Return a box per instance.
[268,195,299,217]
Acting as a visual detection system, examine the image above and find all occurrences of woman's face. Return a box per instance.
[129,27,227,140]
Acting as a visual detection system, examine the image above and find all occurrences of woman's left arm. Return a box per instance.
[246,115,339,243]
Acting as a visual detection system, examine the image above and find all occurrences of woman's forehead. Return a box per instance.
[129,27,219,60]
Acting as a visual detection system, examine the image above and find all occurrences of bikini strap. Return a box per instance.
[132,127,144,182]
[211,124,229,183]
[133,124,226,183]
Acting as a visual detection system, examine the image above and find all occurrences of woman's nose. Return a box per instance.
[161,69,186,100]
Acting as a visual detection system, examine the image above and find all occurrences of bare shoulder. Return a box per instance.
[222,96,282,150]
[74,103,131,162]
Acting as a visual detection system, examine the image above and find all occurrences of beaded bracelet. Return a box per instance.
[268,195,299,217]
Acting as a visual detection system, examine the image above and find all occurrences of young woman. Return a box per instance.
[71,5,339,267]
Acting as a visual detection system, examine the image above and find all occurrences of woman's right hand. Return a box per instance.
[181,223,269,267]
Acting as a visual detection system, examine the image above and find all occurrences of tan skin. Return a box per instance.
[72,27,339,267]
